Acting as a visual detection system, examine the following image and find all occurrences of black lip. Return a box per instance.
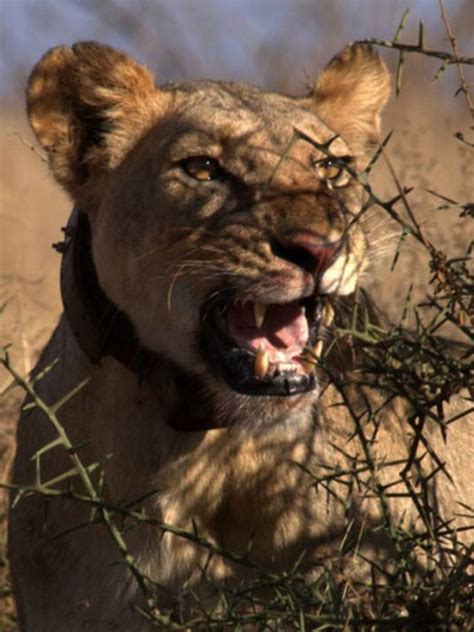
[199,295,321,397]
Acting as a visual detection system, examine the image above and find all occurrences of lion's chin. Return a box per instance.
[199,293,327,398]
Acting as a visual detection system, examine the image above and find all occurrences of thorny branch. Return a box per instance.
[360,2,474,108]
[1,352,155,608]
[359,33,473,66]
[438,0,474,118]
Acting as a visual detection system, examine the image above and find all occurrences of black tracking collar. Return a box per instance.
[57,208,157,373]
[56,208,220,432]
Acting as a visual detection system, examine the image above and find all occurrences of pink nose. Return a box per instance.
[272,230,340,274]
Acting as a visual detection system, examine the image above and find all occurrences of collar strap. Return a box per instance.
[57,208,219,432]
[58,209,157,372]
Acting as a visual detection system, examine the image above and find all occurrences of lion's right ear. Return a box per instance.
[27,42,159,201]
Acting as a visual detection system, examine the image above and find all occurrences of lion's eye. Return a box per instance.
[317,157,352,188]
[180,156,223,181]
[320,159,341,180]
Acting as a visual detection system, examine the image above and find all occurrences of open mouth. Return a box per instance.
[200,294,329,396]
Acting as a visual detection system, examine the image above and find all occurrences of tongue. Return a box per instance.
[226,303,309,362]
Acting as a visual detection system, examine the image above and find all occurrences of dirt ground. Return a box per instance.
[0,76,472,626]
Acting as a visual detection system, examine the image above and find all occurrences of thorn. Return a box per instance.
[52,241,67,253]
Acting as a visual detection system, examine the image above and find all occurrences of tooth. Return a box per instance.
[301,340,324,373]
[254,345,269,379]
[254,302,267,328]
[312,340,324,359]
[301,336,326,374]
[322,302,334,327]
[300,355,315,374]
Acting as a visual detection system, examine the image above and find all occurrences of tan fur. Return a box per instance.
[310,43,390,151]
[9,42,473,631]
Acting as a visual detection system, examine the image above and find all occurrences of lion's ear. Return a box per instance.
[310,43,390,155]
[27,42,158,200]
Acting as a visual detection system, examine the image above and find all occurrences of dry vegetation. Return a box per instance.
[0,4,473,630]
[0,113,69,630]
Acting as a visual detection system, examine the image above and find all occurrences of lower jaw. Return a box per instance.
[220,363,316,396]
[204,372,319,430]
[199,338,318,397]
[165,361,317,432]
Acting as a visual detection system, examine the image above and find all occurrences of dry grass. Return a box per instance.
[0,112,69,629]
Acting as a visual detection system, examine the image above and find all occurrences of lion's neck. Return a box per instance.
[60,319,347,586]
[144,411,322,586]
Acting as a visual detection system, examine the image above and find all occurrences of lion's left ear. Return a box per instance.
[308,43,390,155]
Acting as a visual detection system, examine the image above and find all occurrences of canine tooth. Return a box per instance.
[300,355,315,374]
[254,302,267,328]
[301,339,325,374]
[254,345,269,379]
[312,340,324,359]
[322,302,335,327]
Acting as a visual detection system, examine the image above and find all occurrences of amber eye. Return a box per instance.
[317,157,351,188]
[320,159,341,180]
[180,156,223,181]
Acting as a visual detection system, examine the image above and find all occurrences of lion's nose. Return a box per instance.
[271,230,341,275]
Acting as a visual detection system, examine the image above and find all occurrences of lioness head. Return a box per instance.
[27,42,389,425]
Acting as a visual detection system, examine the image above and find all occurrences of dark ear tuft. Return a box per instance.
[26,42,158,200]
[309,43,391,155]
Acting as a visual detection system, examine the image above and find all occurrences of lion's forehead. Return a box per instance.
[164,80,345,156]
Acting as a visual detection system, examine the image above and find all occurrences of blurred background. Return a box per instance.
[0,1,473,624]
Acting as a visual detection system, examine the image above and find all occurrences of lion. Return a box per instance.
[8,42,473,630]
